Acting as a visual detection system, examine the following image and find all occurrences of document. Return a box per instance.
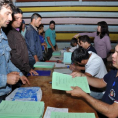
[52,51,61,56]
[6,87,42,101]
[54,69,72,74]
[44,107,68,118]
[0,101,44,118]
[52,72,90,93]
[55,63,66,67]
[50,112,95,118]
[63,52,72,64]
[34,62,55,68]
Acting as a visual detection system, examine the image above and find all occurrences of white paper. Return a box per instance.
[54,69,72,74]
[43,107,68,118]
[55,63,66,67]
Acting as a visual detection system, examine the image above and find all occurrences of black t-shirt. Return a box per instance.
[87,44,97,54]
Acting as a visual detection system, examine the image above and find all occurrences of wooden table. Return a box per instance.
[22,68,98,118]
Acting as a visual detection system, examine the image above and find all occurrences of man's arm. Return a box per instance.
[34,55,39,62]
[71,72,106,88]
[47,37,55,51]
[67,87,118,118]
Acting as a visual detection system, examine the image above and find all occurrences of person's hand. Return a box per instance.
[56,45,58,51]
[29,69,38,76]
[74,34,79,38]
[66,86,85,97]
[7,72,20,85]
[70,71,84,78]
[52,47,56,51]
[20,76,30,85]
[44,42,47,47]
[70,64,76,71]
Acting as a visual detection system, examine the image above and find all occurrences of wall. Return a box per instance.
[15,1,118,43]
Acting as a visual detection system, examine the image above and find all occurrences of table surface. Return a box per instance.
[22,68,98,118]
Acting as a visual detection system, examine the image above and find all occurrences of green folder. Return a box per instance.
[34,62,55,68]
[51,112,95,118]
[63,52,72,64]
[52,51,61,56]
[52,72,90,93]
[0,101,44,118]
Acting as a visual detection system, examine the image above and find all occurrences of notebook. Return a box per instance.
[34,62,55,68]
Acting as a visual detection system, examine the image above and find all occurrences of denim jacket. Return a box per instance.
[25,24,43,61]
[0,29,23,96]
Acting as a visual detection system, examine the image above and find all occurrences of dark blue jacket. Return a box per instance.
[25,24,43,61]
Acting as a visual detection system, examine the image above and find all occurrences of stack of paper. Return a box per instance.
[52,51,61,56]
[52,72,90,93]
[34,62,55,68]
[6,87,42,101]
[51,112,95,118]
[44,107,68,118]
[0,101,44,118]
[55,63,66,67]
[54,69,72,74]
[63,52,72,64]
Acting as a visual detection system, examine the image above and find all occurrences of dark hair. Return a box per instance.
[71,47,89,63]
[79,35,91,44]
[49,20,55,25]
[70,38,77,47]
[12,7,23,21]
[31,13,42,22]
[3,7,23,34]
[0,0,15,11]
[97,21,109,39]
[37,24,44,30]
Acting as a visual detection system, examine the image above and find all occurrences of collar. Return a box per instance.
[30,24,37,32]
[0,28,8,42]
[87,44,91,50]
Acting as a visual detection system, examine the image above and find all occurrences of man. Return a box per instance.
[66,44,118,118]
[70,35,97,72]
[25,13,43,68]
[45,20,57,60]
[7,8,37,76]
[37,24,48,61]
[71,47,107,99]
[0,0,29,102]
[79,35,97,53]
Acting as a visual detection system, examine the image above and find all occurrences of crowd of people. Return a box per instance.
[1,0,118,117]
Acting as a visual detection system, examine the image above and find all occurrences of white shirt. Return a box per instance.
[69,44,79,52]
[85,51,107,78]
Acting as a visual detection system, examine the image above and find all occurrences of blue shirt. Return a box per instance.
[39,35,45,51]
[25,24,43,61]
[98,69,118,118]
[0,29,23,97]
[102,69,118,105]
[45,28,56,48]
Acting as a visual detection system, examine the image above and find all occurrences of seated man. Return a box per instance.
[79,35,97,53]
[0,0,29,102]
[7,8,37,76]
[67,38,79,52]
[25,13,43,68]
[66,44,118,118]
[71,47,107,99]
[70,35,97,71]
